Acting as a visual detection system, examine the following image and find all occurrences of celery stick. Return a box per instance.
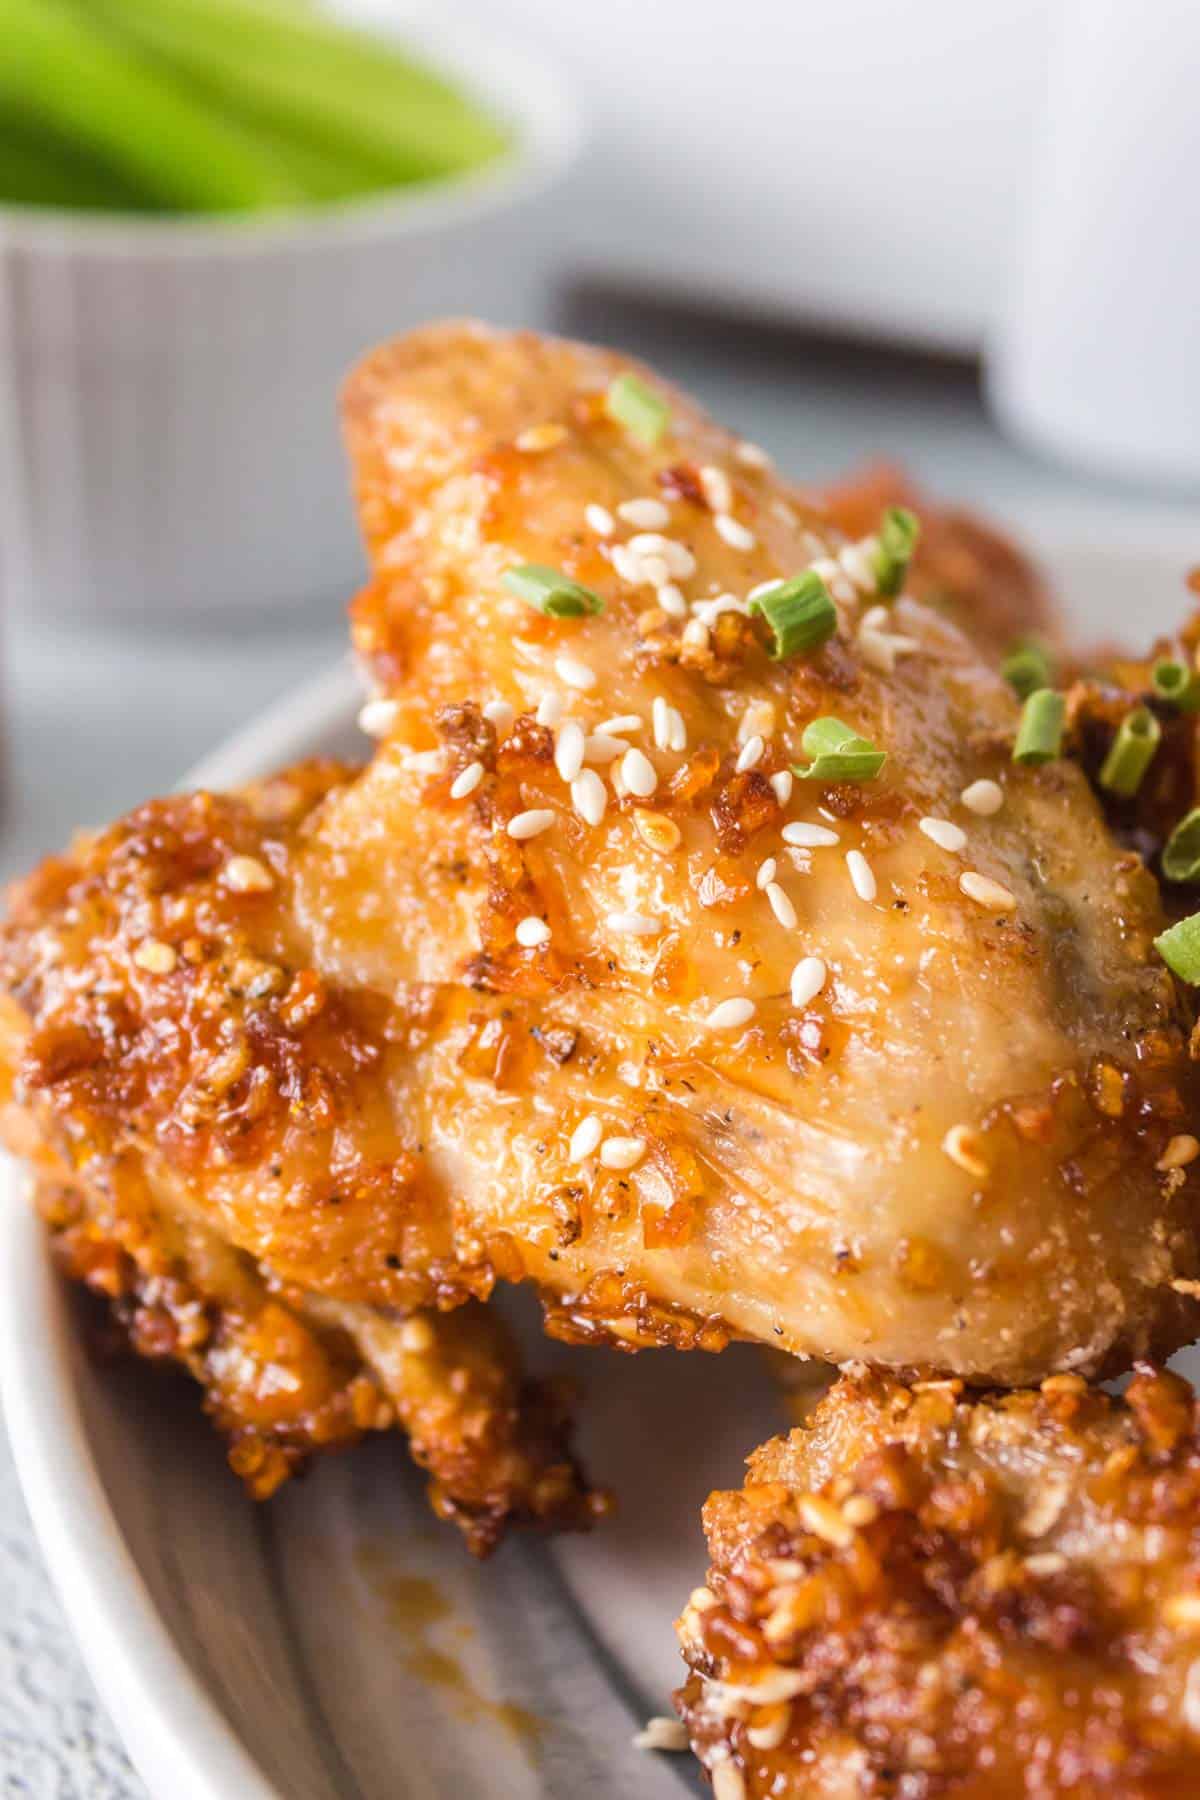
[0,112,159,211]
[88,0,510,184]
[0,0,308,212]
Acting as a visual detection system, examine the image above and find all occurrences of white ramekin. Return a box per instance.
[0,8,581,622]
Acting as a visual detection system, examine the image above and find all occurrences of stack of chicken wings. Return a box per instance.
[4,321,1200,1795]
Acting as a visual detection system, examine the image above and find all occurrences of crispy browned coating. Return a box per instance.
[677,1368,1200,1797]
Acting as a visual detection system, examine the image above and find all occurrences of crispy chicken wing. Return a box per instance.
[676,1367,1200,1797]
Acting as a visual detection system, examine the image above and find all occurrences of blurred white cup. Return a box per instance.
[987,0,1200,491]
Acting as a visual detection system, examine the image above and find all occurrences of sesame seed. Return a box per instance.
[569,1115,603,1162]
[745,1710,790,1752]
[357,697,399,738]
[735,439,771,470]
[919,816,967,853]
[738,700,776,743]
[681,618,710,653]
[600,1135,646,1171]
[515,915,551,948]
[405,748,447,776]
[554,720,586,782]
[611,543,643,585]
[799,1493,855,1547]
[960,870,1017,911]
[606,911,662,936]
[515,422,566,451]
[656,583,687,618]
[556,655,597,692]
[1158,1134,1200,1171]
[693,593,748,627]
[223,854,274,894]
[652,696,672,751]
[705,996,756,1031]
[628,533,696,579]
[846,849,877,903]
[766,882,797,929]
[831,573,857,605]
[133,939,177,975]
[622,747,658,797]
[748,577,784,603]
[597,714,642,736]
[839,541,878,593]
[811,555,841,585]
[714,512,756,551]
[584,733,627,764]
[858,626,920,674]
[699,465,733,513]
[735,734,764,773]
[641,554,672,587]
[483,699,515,733]
[756,857,777,889]
[632,1717,689,1754]
[942,1123,989,1178]
[634,810,682,853]
[507,808,556,841]
[961,777,1004,816]
[571,769,607,826]
[450,761,484,799]
[618,496,670,529]
[783,821,839,848]
[536,690,565,727]
[399,1316,435,1353]
[770,770,794,807]
[585,502,615,536]
[790,956,827,1008]
[842,1494,879,1527]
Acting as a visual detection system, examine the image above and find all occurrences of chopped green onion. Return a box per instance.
[1012,688,1065,766]
[748,572,836,660]
[1152,659,1200,712]
[1002,640,1054,701]
[502,563,604,618]
[871,506,920,598]
[1099,706,1161,797]
[605,373,669,447]
[1161,809,1200,883]
[793,715,887,783]
[1155,912,1200,984]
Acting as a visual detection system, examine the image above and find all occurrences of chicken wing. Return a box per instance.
[676,1366,1200,1797]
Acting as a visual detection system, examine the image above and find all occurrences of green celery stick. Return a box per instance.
[0,112,159,210]
[0,0,309,211]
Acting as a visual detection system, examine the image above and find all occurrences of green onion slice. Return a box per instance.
[793,715,887,783]
[872,506,920,598]
[748,571,836,659]
[604,373,669,447]
[1152,659,1200,712]
[1098,705,1161,797]
[1012,688,1065,766]
[1156,912,1200,984]
[1161,809,1200,883]
[1002,640,1054,700]
[502,562,604,618]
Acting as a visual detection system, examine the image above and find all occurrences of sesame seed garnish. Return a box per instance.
[606,911,662,936]
[839,541,878,593]
[133,939,177,975]
[799,1493,855,1547]
[770,770,794,807]
[656,583,687,618]
[597,714,642,736]
[584,732,627,764]
[621,747,658,797]
[571,770,607,826]
[627,533,696,580]
[942,1123,989,1178]
[450,761,484,799]
[919,816,967,853]
[515,915,551,948]
[960,870,1017,911]
[507,808,556,841]
[756,857,777,889]
[569,1115,603,1162]
[748,577,784,603]
[651,697,687,753]
[405,748,447,776]
[536,690,565,727]
[790,956,827,1008]
[1158,1134,1200,1171]
[693,592,748,627]
[745,1710,789,1752]
[617,496,670,529]
[842,1494,879,1526]
[738,700,776,743]
[846,849,877,903]
[639,554,671,587]
[599,1135,646,1171]
[681,618,711,652]
[705,996,756,1031]
[554,720,586,782]
[483,699,515,733]
[634,810,682,853]
[735,734,764,773]
[735,439,771,469]
[699,465,733,514]
[357,697,399,738]
[585,502,615,536]
[555,654,597,692]
[611,543,643,585]
[632,1717,689,1754]
[714,512,756,551]
[961,777,1004,816]
[810,556,841,585]
[766,882,797,929]
[858,623,920,673]
[783,821,840,848]
[515,422,566,451]
[223,854,274,894]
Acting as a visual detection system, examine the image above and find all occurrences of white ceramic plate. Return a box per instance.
[5,532,1200,1799]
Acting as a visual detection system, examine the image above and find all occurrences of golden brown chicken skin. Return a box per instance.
[677,1367,1200,1798]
